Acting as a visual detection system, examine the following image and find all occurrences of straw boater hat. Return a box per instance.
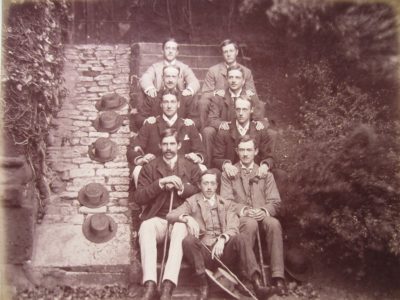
[88,137,118,163]
[78,183,109,208]
[95,93,127,111]
[284,247,314,282]
[93,111,123,133]
[205,268,241,299]
[82,213,117,243]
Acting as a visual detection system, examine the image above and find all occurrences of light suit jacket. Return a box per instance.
[167,193,239,245]
[220,163,281,217]
[139,60,200,94]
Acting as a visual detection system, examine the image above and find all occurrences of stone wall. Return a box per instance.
[46,44,132,226]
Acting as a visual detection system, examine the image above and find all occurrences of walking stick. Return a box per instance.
[158,190,174,289]
[249,176,268,287]
[200,240,258,300]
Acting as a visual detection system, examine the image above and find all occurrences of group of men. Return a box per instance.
[127,38,286,300]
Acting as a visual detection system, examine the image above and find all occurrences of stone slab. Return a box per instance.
[31,223,130,267]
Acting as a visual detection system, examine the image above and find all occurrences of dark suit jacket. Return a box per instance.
[167,192,239,245]
[207,89,265,130]
[212,121,275,169]
[135,92,200,129]
[126,116,206,167]
[134,156,201,220]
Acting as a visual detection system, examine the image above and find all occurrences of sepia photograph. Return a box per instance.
[1,0,400,299]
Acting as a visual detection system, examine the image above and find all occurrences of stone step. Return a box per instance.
[134,53,221,69]
[136,65,209,81]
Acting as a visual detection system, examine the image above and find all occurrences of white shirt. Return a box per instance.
[229,88,243,99]
[203,195,216,207]
[163,154,178,170]
[164,59,177,66]
[163,113,178,127]
[236,120,250,136]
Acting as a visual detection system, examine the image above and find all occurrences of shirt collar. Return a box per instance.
[236,120,250,135]
[163,154,178,169]
[240,162,255,172]
[164,59,177,66]
[203,195,216,206]
[229,88,242,98]
[162,113,178,127]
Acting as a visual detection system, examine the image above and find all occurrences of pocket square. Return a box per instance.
[183,134,190,140]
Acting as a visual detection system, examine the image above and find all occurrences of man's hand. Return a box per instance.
[136,153,156,166]
[245,90,255,97]
[182,89,193,96]
[211,237,225,259]
[184,216,200,238]
[257,164,270,178]
[219,121,230,130]
[145,87,157,98]
[248,208,266,221]
[223,162,239,178]
[144,116,156,125]
[254,120,265,131]
[185,152,201,164]
[214,89,225,97]
[183,118,195,126]
[159,175,183,191]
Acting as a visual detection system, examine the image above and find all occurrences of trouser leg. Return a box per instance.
[182,235,213,276]
[138,217,168,284]
[201,126,216,168]
[198,95,210,130]
[261,216,285,278]
[162,222,188,286]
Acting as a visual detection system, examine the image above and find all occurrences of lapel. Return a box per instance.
[156,117,168,135]
[219,63,227,78]
[176,156,188,179]
[229,121,240,141]
[196,195,209,227]
[216,196,227,232]
[155,157,171,178]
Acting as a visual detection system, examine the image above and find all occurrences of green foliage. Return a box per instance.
[3,0,70,148]
[261,1,400,268]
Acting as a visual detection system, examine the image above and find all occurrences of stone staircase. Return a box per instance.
[17,42,254,299]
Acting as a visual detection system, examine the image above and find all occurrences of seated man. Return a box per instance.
[167,169,273,300]
[137,38,200,108]
[213,96,275,178]
[220,135,288,296]
[198,39,259,130]
[134,65,200,130]
[127,90,206,187]
[133,128,202,300]
[202,65,266,167]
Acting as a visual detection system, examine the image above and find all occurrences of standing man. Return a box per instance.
[202,65,265,167]
[213,96,275,178]
[139,38,200,99]
[134,128,202,300]
[220,135,288,296]
[198,39,258,130]
[134,65,199,130]
[167,169,273,300]
[127,90,205,187]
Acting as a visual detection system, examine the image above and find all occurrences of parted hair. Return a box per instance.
[236,135,258,149]
[234,94,254,108]
[160,128,180,144]
[219,39,239,50]
[161,88,179,100]
[162,64,181,75]
[199,168,221,185]
[227,65,244,77]
[162,38,179,49]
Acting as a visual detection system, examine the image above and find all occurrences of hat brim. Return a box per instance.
[78,184,109,208]
[82,214,117,243]
[88,141,118,163]
[205,268,240,299]
[92,115,123,133]
[95,96,128,111]
[285,262,314,282]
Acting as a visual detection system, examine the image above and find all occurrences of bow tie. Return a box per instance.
[242,167,252,175]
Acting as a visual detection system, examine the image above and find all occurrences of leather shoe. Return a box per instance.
[197,274,209,300]
[160,280,175,300]
[273,277,288,296]
[141,280,158,300]
[252,273,276,299]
